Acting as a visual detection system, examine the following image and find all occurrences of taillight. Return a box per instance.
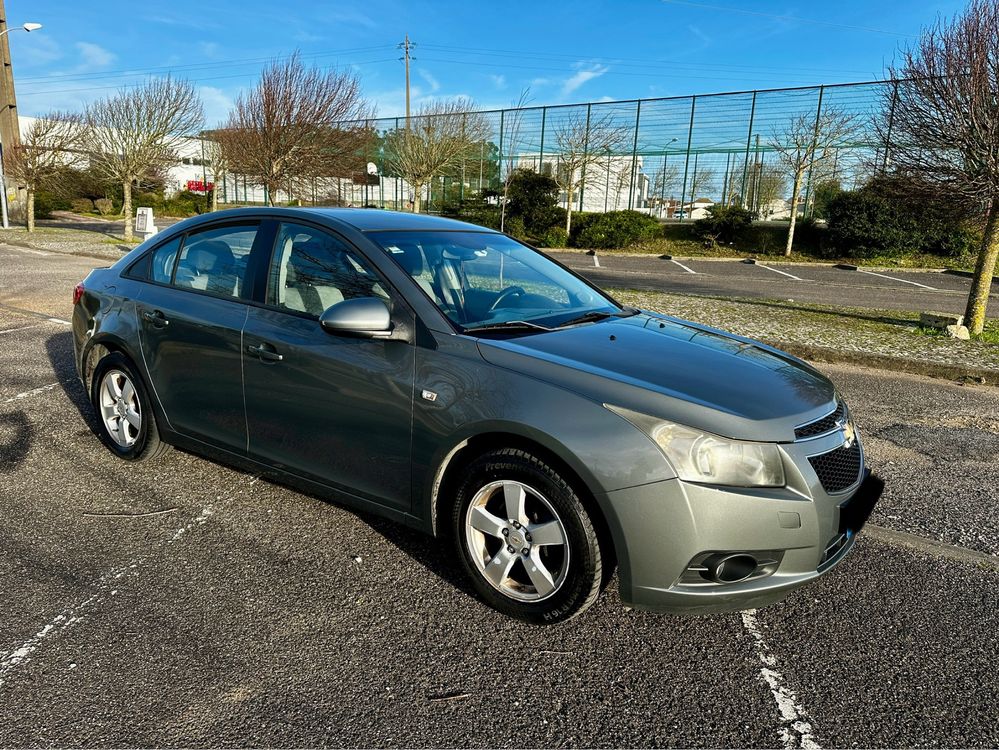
[73,282,85,305]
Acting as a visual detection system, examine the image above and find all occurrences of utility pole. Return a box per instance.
[399,35,414,127]
[0,0,22,229]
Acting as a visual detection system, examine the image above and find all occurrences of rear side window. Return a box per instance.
[150,237,182,284]
[173,224,258,298]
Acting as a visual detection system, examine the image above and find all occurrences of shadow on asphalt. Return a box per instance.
[44,329,477,602]
[0,410,33,473]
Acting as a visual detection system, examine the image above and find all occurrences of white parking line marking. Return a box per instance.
[742,609,821,750]
[11,247,50,256]
[47,317,71,325]
[758,264,804,281]
[0,323,45,336]
[3,382,61,404]
[857,269,936,290]
[0,564,137,688]
[593,254,601,267]
[670,259,698,274]
[0,502,218,690]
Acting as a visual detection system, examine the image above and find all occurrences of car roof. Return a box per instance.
[178,207,499,234]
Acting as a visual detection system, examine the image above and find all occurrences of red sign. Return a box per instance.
[186,180,215,194]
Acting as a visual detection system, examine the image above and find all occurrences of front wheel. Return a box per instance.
[452,448,605,624]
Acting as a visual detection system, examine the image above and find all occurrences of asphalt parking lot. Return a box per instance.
[2,244,998,747]
[552,252,998,318]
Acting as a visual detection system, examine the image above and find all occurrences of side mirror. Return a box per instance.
[319,297,394,339]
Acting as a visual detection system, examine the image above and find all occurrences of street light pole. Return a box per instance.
[0,18,42,229]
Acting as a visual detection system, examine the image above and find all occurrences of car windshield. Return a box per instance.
[369,230,620,331]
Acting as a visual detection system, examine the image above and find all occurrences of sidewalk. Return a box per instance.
[612,288,999,383]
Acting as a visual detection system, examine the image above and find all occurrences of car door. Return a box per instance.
[135,220,264,452]
[242,221,416,512]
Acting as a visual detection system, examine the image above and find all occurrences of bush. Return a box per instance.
[503,216,527,240]
[94,198,115,216]
[70,198,95,214]
[505,169,565,236]
[537,226,569,248]
[570,210,662,249]
[695,205,754,245]
[826,179,979,259]
[33,191,57,219]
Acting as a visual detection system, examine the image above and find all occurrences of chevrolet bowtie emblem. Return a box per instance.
[837,418,856,448]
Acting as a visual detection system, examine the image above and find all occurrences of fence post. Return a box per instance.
[627,100,641,210]
[572,104,591,213]
[497,109,505,193]
[802,85,825,218]
[538,106,547,173]
[740,91,757,209]
[678,95,696,222]
[882,79,899,175]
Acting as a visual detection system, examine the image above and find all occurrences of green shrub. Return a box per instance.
[503,216,527,240]
[506,169,565,236]
[70,198,94,214]
[94,198,115,216]
[33,191,57,219]
[825,179,979,259]
[570,210,662,249]
[695,205,754,245]
[537,226,569,248]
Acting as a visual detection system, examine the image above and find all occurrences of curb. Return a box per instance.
[762,338,996,385]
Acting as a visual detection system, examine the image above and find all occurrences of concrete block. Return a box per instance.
[945,324,971,340]
[921,311,964,329]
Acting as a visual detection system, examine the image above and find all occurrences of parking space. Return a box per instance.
[2,245,999,746]
[550,252,994,318]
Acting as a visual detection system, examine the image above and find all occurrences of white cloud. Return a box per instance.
[76,42,115,70]
[198,41,221,59]
[198,86,233,128]
[490,74,507,89]
[560,64,609,98]
[418,69,440,93]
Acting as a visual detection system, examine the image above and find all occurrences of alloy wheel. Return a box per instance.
[98,369,142,448]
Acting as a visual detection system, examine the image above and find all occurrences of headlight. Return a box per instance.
[607,405,785,488]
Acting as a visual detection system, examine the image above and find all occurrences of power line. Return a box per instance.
[659,0,917,37]
[15,44,398,85]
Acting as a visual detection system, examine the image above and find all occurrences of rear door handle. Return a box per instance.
[247,343,284,362]
[142,310,169,327]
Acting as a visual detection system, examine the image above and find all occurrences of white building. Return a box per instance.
[513,152,651,213]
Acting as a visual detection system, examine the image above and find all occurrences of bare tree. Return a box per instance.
[217,53,372,208]
[499,89,531,232]
[386,98,490,213]
[4,112,81,232]
[649,161,680,217]
[202,135,228,212]
[882,0,999,334]
[551,110,630,233]
[686,165,717,203]
[81,78,203,240]
[747,163,787,217]
[770,108,856,255]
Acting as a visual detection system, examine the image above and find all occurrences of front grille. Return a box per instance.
[795,401,846,440]
[808,440,862,493]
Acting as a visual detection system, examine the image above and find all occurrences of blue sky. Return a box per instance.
[10,0,967,126]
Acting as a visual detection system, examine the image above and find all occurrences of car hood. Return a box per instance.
[475,312,836,443]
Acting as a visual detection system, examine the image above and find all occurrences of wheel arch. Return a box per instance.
[429,430,618,571]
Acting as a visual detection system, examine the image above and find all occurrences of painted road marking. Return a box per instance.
[758,264,804,281]
[47,317,71,325]
[742,609,821,750]
[670,259,698,274]
[593,254,601,268]
[0,323,45,336]
[857,269,936,290]
[3,382,61,404]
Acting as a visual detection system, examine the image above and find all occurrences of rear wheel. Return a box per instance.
[90,352,169,462]
[452,448,604,623]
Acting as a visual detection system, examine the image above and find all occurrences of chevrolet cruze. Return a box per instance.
[73,208,883,623]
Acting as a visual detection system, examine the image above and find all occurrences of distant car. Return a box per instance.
[72,208,882,623]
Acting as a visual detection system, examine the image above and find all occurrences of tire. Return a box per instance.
[90,352,169,462]
[452,448,604,624]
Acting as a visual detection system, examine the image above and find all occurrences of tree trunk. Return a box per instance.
[26,190,34,232]
[211,173,219,212]
[784,172,803,257]
[122,181,133,241]
[565,187,574,234]
[964,196,999,335]
[412,182,422,213]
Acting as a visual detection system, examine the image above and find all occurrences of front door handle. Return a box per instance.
[247,343,284,362]
[142,310,169,328]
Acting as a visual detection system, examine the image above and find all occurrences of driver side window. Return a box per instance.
[267,223,388,318]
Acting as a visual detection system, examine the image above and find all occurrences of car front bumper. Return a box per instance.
[601,454,884,615]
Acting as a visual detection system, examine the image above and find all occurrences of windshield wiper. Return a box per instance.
[556,307,639,328]
[465,320,554,335]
